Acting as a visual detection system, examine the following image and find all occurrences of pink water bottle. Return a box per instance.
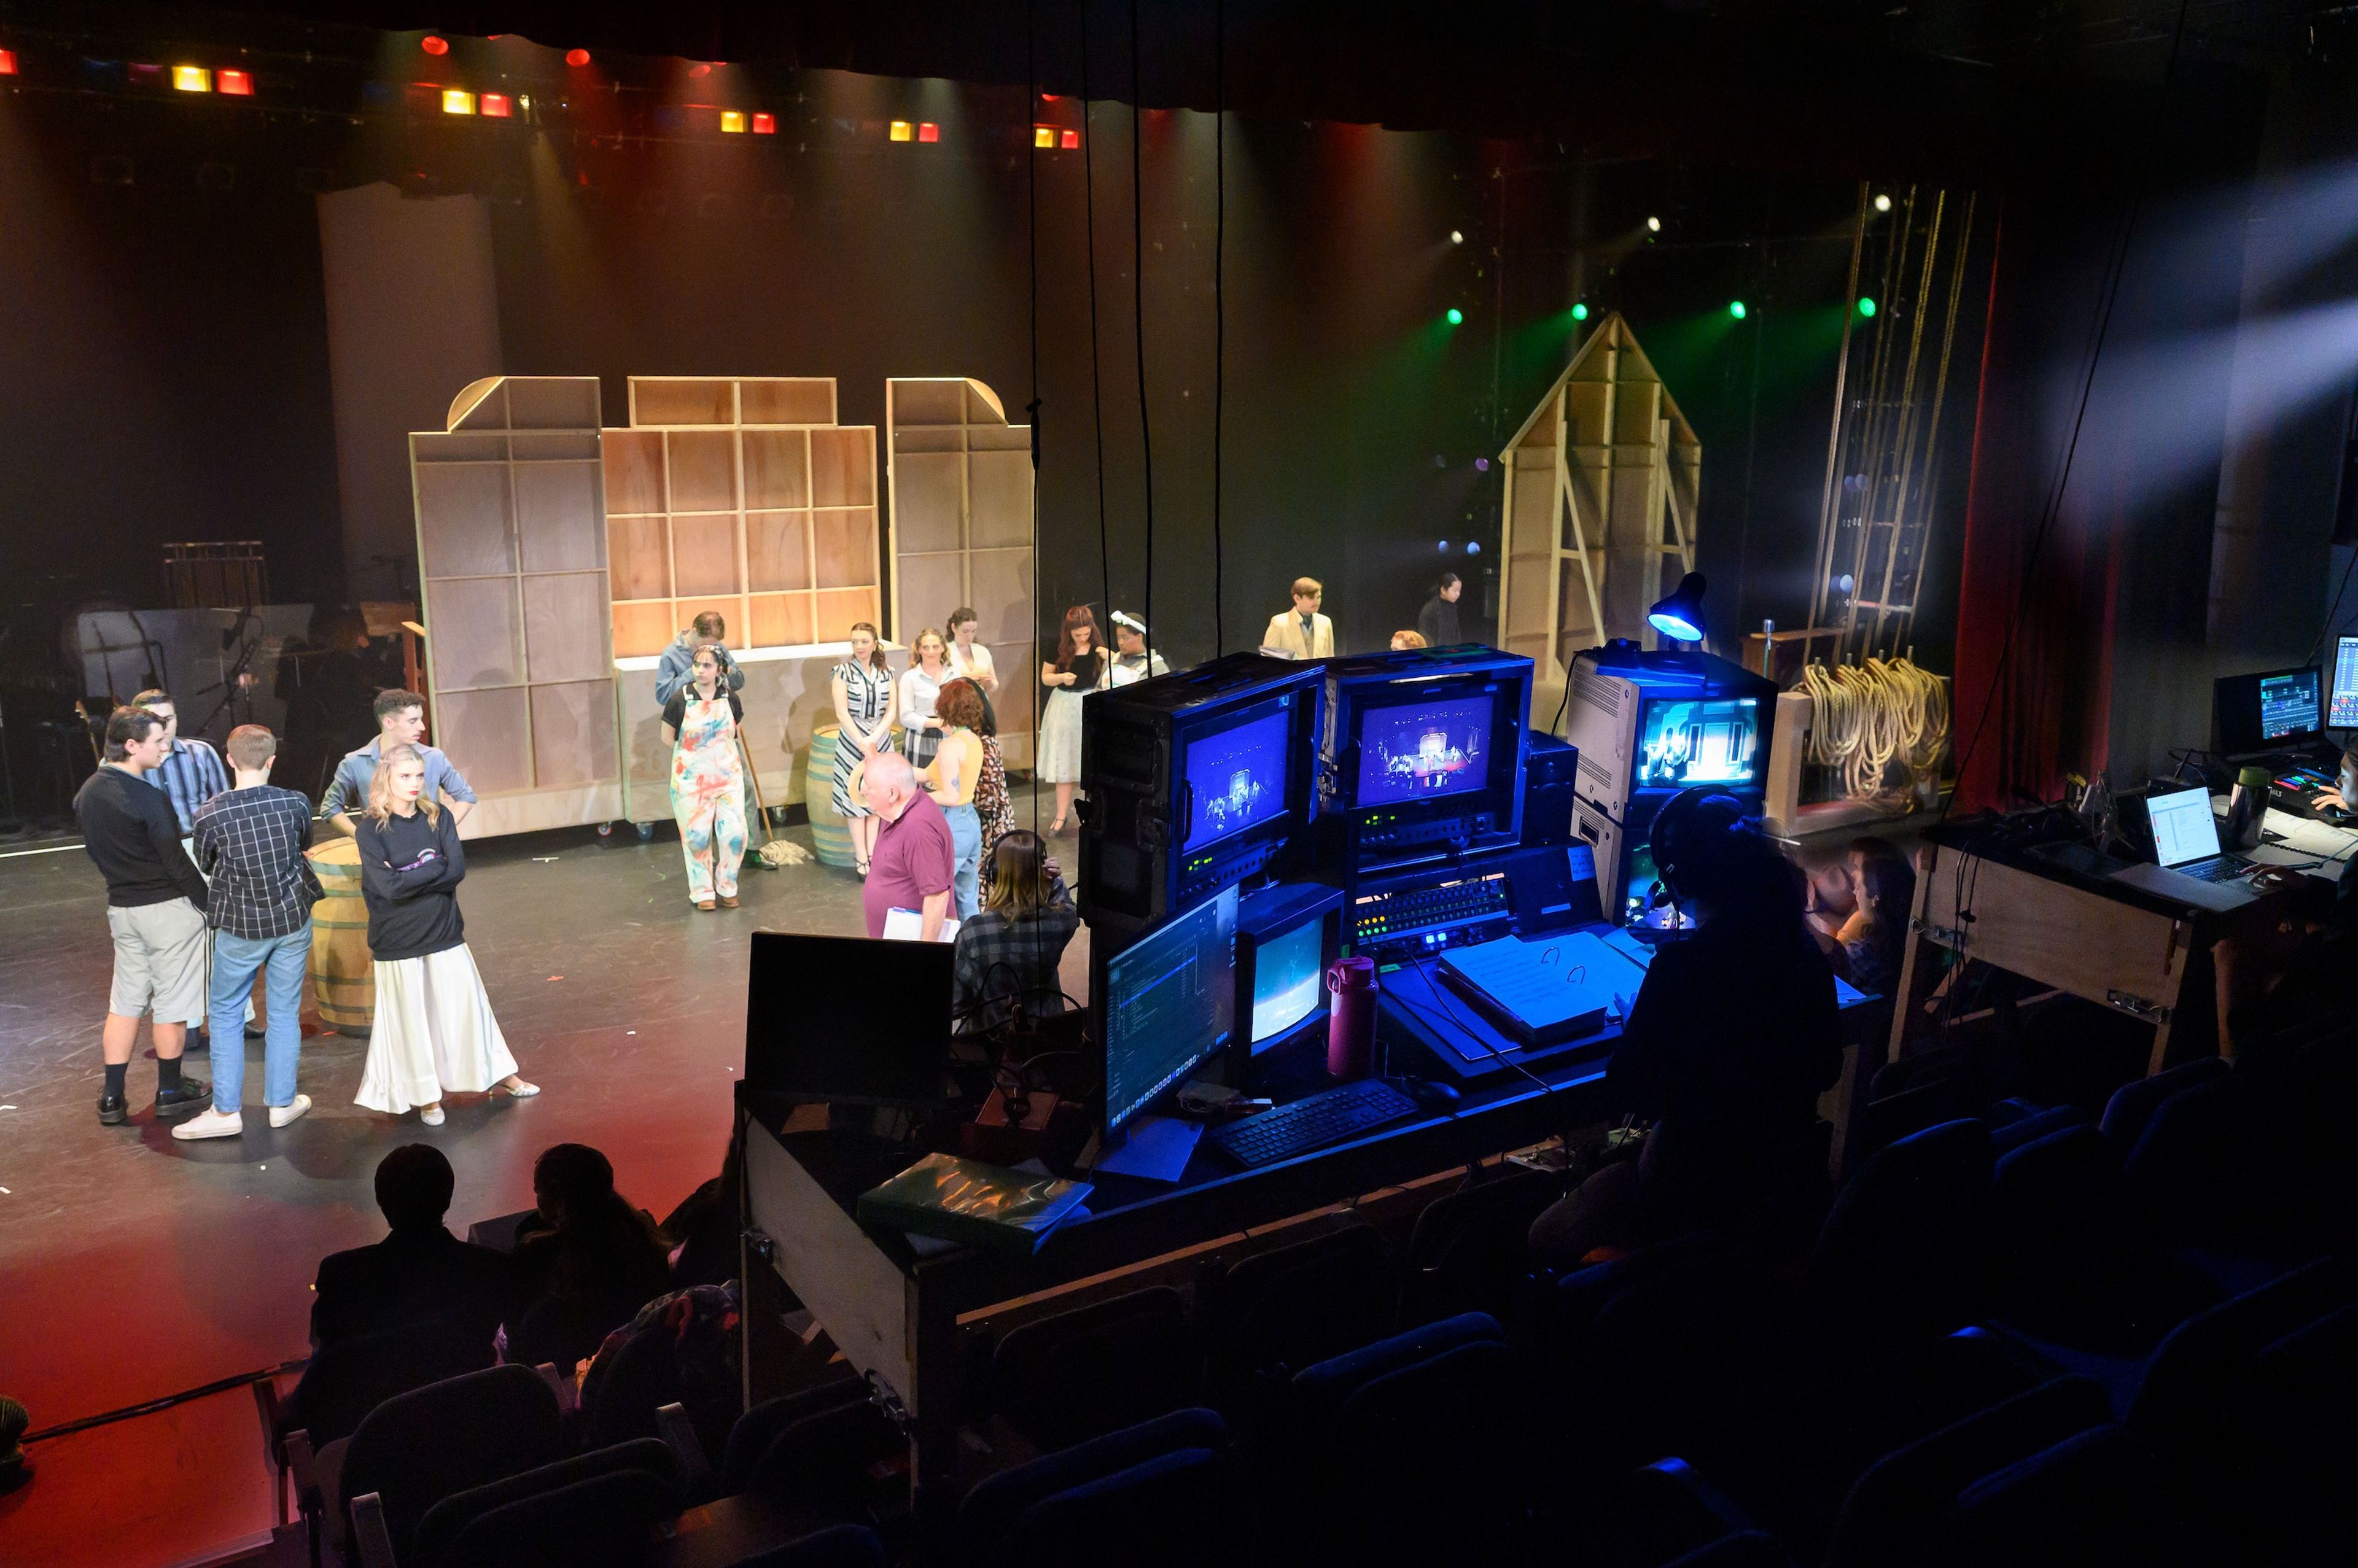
[1326,955,1379,1080]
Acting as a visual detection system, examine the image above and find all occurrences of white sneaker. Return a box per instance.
[420,1103,446,1126]
[171,1108,244,1141]
[268,1095,312,1129]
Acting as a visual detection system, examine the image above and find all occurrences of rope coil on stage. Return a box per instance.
[1803,656,1951,807]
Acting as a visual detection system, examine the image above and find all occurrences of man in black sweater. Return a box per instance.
[74,707,211,1125]
[311,1144,513,1351]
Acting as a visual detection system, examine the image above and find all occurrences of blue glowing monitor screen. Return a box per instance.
[1250,915,1328,1046]
[2334,638,2358,729]
[1181,710,1293,852]
[1636,697,1761,788]
[1355,696,1493,804]
[2259,668,2322,740]
[1103,885,1238,1130]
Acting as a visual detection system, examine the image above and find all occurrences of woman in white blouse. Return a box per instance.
[947,608,998,729]
[898,628,952,771]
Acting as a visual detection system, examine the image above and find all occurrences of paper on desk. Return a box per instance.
[1598,922,1867,1006]
[883,907,962,942]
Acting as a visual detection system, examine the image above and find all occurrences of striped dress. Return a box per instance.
[832,659,896,819]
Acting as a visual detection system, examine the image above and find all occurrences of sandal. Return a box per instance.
[496,1076,540,1098]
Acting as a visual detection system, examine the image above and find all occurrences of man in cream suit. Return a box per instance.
[1260,578,1336,660]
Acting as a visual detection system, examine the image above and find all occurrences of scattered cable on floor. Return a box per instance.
[1804,656,1951,807]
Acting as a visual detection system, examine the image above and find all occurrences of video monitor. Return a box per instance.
[745,932,953,1108]
[2259,668,2323,742]
[1102,885,1239,1132]
[2335,636,2358,729]
[1635,696,1761,788]
[2216,665,2324,755]
[1354,694,1494,805]
[1180,707,1293,853]
[1249,912,1328,1045]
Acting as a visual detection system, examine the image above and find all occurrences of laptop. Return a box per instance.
[2109,787,2257,909]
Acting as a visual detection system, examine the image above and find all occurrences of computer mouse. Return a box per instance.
[1399,1077,1462,1114]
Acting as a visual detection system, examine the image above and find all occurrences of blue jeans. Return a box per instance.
[944,803,981,921]
[209,928,311,1112]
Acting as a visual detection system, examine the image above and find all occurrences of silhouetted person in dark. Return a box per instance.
[311,1143,513,1350]
[1416,571,1463,648]
[507,1144,674,1370]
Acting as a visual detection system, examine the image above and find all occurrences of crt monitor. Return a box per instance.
[2216,666,2324,755]
[1180,704,1294,854]
[745,932,954,1108]
[1355,693,1496,805]
[1234,882,1345,1054]
[1635,696,1762,789]
[1102,884,1240,1133]
[2333,636,2358,729]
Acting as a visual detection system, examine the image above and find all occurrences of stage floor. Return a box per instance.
[0,792,1083,1566]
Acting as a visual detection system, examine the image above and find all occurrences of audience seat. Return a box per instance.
[1657,1531,1798,1567]
[2234,1305,2358,1556]
[1804,1118,1994,1359]
[951,1408,1234,1568]
[738,1384,905,1522]
[987,1286,1199,1452]
[720,1380,874,1499]
[2096,1057,2230,1152]
[402,1438,684,1568]
[1396,1166,1560,1329]
[1986,1103,2082,1158]
[1200,1222,1397,1406]
[1942,1424,2189,1566]
[275,1314,498,1453]
[333,1364,564,1566]
[717,1523,890,1568]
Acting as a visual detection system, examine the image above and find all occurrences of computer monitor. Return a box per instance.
[2215,665,2324,755]
[2332,635,2358,730]
[1234,882,1345,1054]
[2144,787,2225,869]
[1102,885,1239,1133]
[1635,696,1762,789]
[744,932,954,1108]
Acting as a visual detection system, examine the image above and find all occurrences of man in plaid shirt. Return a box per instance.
[174,724,325,1141]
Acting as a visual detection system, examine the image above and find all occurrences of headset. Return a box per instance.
[1646,785,1750,917]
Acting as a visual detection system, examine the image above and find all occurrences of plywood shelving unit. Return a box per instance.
[410,376,620,837]
[602,377,882,661]
[885,378,1037,769]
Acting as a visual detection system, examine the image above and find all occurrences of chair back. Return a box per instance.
[1398,1168,1559,1327]
[1805,1118,1993,1348]
[2099,1056,2230,1151]
[742,1391,905,1518]
[1202,1222,1396,1388]
[954,1408,1231,1568]
[1947,1425,2181,1564]
[412,1439,684,1568]
[722,1524,890,1568]
[990,1286,1199,1452]
[430,1467,679,1568]
[278,1313,497,1450]
[337,1364,563,1561]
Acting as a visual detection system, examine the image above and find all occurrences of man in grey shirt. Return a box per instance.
[321,689,477,836]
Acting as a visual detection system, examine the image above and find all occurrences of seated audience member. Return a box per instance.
[2217,827,2358,1068]
[952,831,1080,1034]
[658,1138,744,1290]
[508,1144,675,1368]
[579,1281,743,1460]
[1390,629,1428,651]
[312,1144,513,1349]
[1828,836,1915,998]
[1530,796,1842,1273]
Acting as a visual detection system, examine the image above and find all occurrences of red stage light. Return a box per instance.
[1060,129,1080,150]
[751,112,776,134]
[1041,93,1060,101]
[421,35,449,56]
[216,68,253,95]
[917,121,939,143]
[0,49,17,76]
[689,63,710,78]
[480,92,512,117]
[565,48,591,67]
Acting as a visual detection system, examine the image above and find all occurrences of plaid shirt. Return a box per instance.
[193,785,324,939]
[952,873,1081,1034]
[148,737,230,834]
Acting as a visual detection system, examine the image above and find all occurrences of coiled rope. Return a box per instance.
[1802,656,1950,806]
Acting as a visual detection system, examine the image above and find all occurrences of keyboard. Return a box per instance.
[2177,856,2252,883]
[1207,1079,1420,1168]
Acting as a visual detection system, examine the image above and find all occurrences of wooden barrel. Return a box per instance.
[306,837,374,1036]
[804,726,856,868]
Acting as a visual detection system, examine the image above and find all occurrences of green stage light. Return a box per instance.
[1728,300,1747,320]
[1446,308,1464,325]
[1857,297,1877,317]
[1571,302,1589,321]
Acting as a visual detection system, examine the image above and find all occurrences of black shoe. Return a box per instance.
[244,1024,267,1040]
[98,1093,128,1126]
[154,1078,210,1116]
[185,1028,209,1054]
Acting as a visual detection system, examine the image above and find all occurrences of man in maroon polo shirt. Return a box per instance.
[858,751,956,941]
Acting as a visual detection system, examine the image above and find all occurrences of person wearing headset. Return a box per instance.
[1528,789,1843,1273]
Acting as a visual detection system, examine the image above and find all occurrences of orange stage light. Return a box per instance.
[480,92,512,117]
[752,112,776,134]
[565,48,591,67]
[0,49,18,76]
[442,88,476,115]
[889,120,913,142]
[1034,126,1055,149]
[173,65,212,92]
[917,122,939,143]
[421,35,449,56]
[1061,130,1080,150]
[216,68,253,95]
[720,110,746,133]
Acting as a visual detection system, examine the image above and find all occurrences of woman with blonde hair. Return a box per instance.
[920,677,988,919]
[950,830,1080,1034]
[352,745,536,1125]
[899,627,952,772]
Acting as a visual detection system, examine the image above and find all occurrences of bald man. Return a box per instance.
[857,751,956,942]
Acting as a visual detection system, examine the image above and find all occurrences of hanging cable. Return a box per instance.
[1212,0,1226,659]
[1025,0,1042,834]
[1131,0,1156,667]
[1804,656,1950,807]
[1082,2,1111,631]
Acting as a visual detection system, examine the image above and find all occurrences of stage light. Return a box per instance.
[1648,572,1708,643]
[689,63,711,78]
[917,121,940,143]
[173,65,212,92]
[720,110,747,133]
[1466,540,1482,554]
[565,48,591,67]
[1646,215,1662,233]
[0,49,19,75]
[1450,230,1464,244]
[1438,539,1450,551]
[1571,302,1589,321]
[1446,308,1464,325]
[421,35,448,56]
[1034,125,1055,148]
[1061,129,1080,150]
[889,120,913,142]
[1474,457,1490,473]
[752,112,775,134]
[1728,300,1747,319]
[480,92,512,117]
[442,88,475,115]
[1874,193,1893,212]
[217,68,253,96]
[1856,297,1877,317]
[519,94,531,111]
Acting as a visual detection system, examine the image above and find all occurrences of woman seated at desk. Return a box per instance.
[2217,741,2358,1065]
[1530,791,1842,1273]
[1804,836,1915,999]
[951,831,1080,1035]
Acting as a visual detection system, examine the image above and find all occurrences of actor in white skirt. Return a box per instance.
[352,745,537,1125]
[1037,605,1108,834]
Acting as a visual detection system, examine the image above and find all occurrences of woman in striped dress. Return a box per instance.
[830,622,897,877]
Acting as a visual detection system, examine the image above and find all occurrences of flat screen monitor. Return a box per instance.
[1180,707,1293,853]
[1354,694,1495,805]
[1103,885,1239,1132]
[2259,668,2323,742]
[2216,666,2324,754]
[1635,696,1762,788]
[745,932,953,1107]
[2332,636,2358,729]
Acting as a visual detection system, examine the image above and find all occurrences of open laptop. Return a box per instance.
[2110,787,2258,909]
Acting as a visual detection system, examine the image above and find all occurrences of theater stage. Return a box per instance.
[0,791,1081,1568]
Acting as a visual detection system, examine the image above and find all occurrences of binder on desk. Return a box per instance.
[1438,934,1614,1044]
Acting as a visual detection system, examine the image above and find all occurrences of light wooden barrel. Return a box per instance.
[804,726,855,868]
[306,838,374,1036]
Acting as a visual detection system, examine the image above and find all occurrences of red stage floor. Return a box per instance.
[0,796,1081,1566]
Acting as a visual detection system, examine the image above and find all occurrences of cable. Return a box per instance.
[1081,4,1111,635]
[1027,0,1042,836]
[1130,0,1156,671]
[1802,656,1950,806]
[1212,0,1226,659]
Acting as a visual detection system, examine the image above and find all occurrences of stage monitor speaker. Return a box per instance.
[1522,732,1579,847]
